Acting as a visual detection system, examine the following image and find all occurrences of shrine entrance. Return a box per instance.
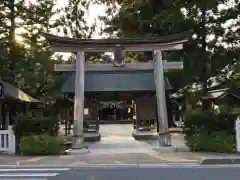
[43,32,189,152]
[97,100,131,123]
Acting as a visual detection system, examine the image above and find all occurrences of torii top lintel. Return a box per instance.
[42,32,190,52]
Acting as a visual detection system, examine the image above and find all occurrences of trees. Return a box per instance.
[96,0,240,91]
[56,0,101,63]
[0,0,63,103]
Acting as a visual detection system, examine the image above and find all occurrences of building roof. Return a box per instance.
[3,82,40,103]
[171,63,235,99]
[61,71,172,93]
[201,88,240,100]
[201,88,229,99]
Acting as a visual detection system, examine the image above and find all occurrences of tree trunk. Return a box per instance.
[200,3,209,111]
[8,0,16,84]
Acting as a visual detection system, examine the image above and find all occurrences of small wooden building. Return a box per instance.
[201,88,240,111]
[0,81,40,130]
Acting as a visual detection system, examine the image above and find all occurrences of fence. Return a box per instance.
[0,126,16,154]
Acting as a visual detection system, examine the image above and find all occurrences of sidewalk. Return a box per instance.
[2,151,240,166]
[1,129,239,166]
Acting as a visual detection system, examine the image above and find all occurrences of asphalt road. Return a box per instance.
[0,165,239,180]
[55,165,240,180]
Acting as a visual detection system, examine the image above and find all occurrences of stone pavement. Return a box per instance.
[0,135,200,166]
[1,124,240,166]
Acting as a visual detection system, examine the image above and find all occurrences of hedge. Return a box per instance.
[184,111,238,153]
[185,131,236,153]
[13,114,59,138]
[20,134,65,156]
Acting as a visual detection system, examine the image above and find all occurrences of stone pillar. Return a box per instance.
[153,50,172,147]
[72,52,85,149]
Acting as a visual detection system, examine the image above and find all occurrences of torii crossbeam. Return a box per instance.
[43,32,189,152]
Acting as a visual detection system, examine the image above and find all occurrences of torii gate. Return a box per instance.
[43,32,189,152]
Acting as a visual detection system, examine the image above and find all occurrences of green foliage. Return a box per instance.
[186,131,236,153]
[97,0,240,90]
[56,0,94,38]
[20,134,65,156]
[0,0,64,105]
[184,111,238,153]
[184,111,237,135]
[13,113,59,138]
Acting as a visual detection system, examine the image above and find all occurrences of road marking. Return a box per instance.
[0,178,47,180]
[0,173,58,177]
[0,167,70,179]
[0,168,70,171]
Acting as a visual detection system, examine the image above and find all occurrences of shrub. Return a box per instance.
[183,111,237,136]
[13,114,59,138]
[20,134,65,156]
[184,110,238,153]
[186,131,236,153]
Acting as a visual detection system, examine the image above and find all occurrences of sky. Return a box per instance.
[54,0,107,38]
[17,0,107,40]
[17,0,238,59]
[15,0,108,58]
[50,0,238,59]
[52,0,108,58]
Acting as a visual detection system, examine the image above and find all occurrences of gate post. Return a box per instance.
[153,50,172,148]
[72,52,85,149]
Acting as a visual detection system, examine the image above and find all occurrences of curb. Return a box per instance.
[0,163,200,168]
[201,158,240,165]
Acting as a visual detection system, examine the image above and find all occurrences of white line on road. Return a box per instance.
[0,168,70,172]
[0,179,47,180]
[0,173,59,177]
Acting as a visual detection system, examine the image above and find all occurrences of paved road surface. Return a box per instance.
[0,165,239,180]
[57,165,240,180]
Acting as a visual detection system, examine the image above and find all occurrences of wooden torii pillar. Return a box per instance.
[43,32,189,151]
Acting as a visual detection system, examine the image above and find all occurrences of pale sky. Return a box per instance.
[20,0,107,39]
[54,0,107,38]
[53,0,108,59]
[15,0,108,58]
[17,0,238,60]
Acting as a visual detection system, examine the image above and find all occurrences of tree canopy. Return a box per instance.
[0,0,239,106]
[96,0,240,91]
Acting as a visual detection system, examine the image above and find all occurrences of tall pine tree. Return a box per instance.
[0,0,63,103]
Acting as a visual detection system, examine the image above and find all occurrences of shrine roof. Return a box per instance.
[42,32,190,52]
[61,71,172,93]
[3,82,40,103]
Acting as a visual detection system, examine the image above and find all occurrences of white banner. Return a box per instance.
[235,116,240,152]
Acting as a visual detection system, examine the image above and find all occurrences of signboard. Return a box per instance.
[235,116,240,152]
